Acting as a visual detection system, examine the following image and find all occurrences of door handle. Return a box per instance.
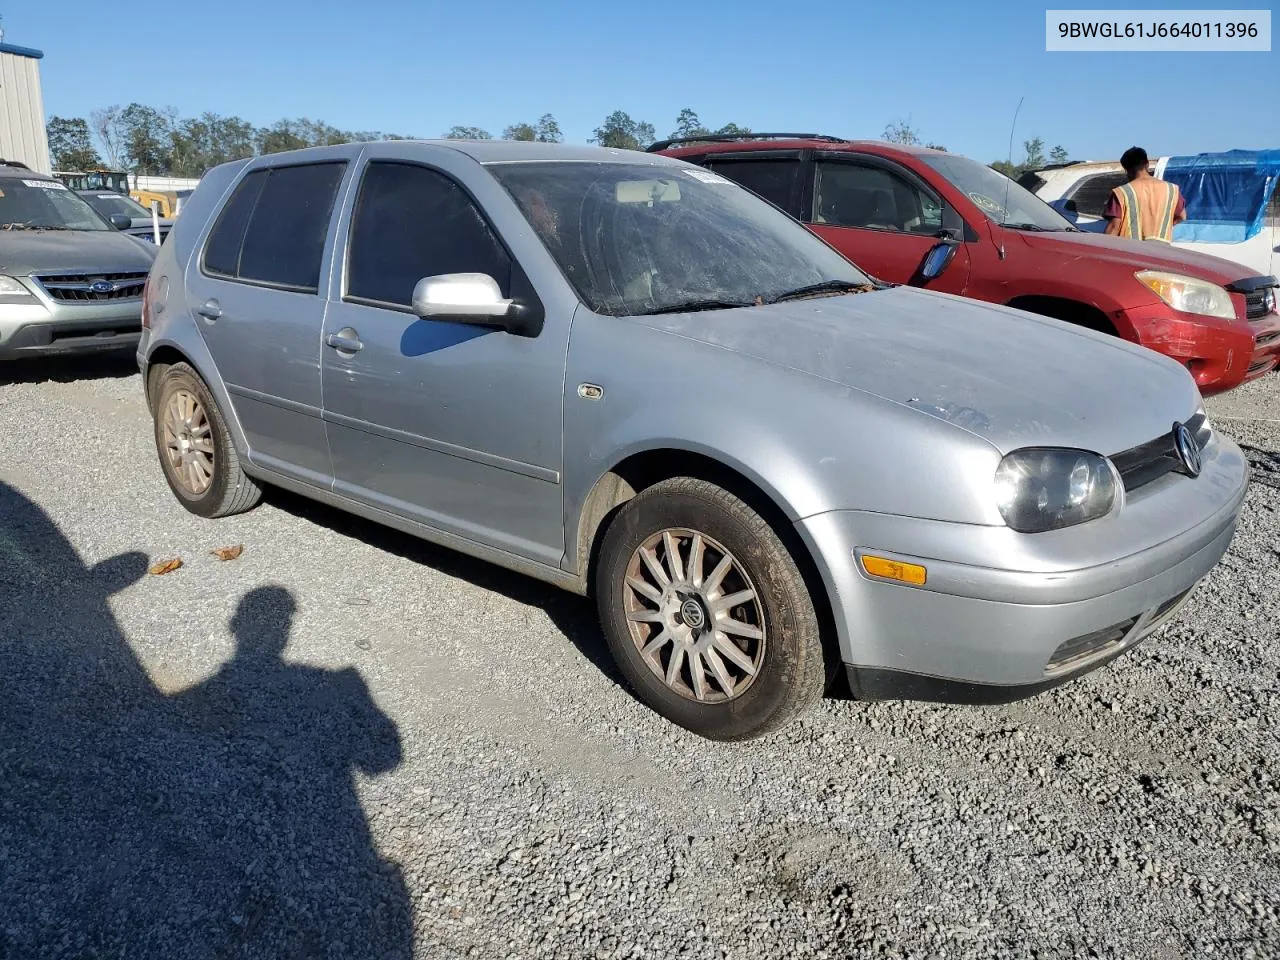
[197,299,221,320]
[326,329,363,353]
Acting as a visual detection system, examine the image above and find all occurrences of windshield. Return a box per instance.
[0,178,111,231]
[922,154,1074,231]
[490,162,872,316]
[82,192,150,218]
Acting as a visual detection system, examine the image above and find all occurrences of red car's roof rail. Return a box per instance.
[646,133,847,152]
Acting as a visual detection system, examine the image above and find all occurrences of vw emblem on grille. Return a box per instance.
[1173,422,1201,478]
[89,280,116,294]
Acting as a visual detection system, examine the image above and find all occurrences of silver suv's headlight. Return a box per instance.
[0,275,34,298]
[1135,270,1235,320]
[994,448,1117,533]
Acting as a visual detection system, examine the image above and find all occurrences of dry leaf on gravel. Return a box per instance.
[148,558,183,576]
[210,545,244,561]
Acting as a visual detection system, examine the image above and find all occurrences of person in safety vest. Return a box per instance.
[1103,146,1186,241]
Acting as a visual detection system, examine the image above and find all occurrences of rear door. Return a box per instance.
[803,152,971,292]
[184,153,356,486]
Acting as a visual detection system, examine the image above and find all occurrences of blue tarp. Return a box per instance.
[1163,149,1280,243]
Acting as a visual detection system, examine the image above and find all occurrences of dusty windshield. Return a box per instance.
[491,161,872,316]
[923,154,1073,231]
[0,178,111,231]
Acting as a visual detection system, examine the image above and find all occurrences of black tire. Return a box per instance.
[595,477,826,741]
[152,362,262,518]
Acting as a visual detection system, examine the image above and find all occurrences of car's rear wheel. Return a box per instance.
[153,362,262,518]
[595,477,826,741]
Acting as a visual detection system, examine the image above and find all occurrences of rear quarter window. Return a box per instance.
[203,162,346,292]
[701,158,803,214]
[1066,172,1128,218]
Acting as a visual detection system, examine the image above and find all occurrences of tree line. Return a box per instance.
[46,105,752,178]
[47,104,1068,180]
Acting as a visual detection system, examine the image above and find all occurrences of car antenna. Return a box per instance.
[998,96,1024,260]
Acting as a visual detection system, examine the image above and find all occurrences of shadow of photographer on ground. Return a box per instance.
[0,480,413,959]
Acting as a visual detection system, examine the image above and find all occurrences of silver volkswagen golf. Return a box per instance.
[138,141,1247,740]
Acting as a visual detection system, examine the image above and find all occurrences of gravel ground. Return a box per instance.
[0,353,1277,960]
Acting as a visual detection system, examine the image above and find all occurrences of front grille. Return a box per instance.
[1046,617,1139,673]
[1110,412,1209,492]
[33,271,147,303]
[1244,285,1276,320]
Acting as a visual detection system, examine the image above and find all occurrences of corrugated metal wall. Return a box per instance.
[0,51,51,174]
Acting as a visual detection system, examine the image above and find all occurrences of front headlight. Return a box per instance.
[994,448,1117,533]
[0,275,34,298]
[1135,270,1235,320]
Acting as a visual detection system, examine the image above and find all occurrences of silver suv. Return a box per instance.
[139,141,1247,740]
[0,162,157,359]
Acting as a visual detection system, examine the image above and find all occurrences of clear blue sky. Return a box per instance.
[6,0,1276,163]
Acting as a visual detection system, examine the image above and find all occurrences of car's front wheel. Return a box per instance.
[152,362,262,518]
[595,477,827,741]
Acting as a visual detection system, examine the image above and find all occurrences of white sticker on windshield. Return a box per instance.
[683,168,732,185]
[23,179,67,190]
[96,193,118,199]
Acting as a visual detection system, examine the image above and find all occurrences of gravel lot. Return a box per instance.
[1,353,1277,960]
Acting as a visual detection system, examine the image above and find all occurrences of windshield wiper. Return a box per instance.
[1002,222,1056,232]
[637,298,755,315]
[767,280,876,304]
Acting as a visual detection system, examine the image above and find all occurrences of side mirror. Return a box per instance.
[108,213,132,231]
[411,273,534,335]
[919,241,957,281]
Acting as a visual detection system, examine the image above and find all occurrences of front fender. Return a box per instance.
[560,310,1004,575]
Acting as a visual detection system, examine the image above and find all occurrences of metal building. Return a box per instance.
[0,42,50,174]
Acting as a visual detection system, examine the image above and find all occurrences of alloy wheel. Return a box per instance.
[162,388,214,496]
[621,528,766,703]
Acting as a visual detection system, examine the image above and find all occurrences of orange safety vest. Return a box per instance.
[1110,176,1181,242]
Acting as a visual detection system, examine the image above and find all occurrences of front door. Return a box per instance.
[184,156,354,486]
[319,156,568,567]
[804,155,971,293]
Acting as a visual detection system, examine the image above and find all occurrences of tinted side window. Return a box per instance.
[813,161,942,235]
[1066,172,1128,219]
[703,159,801,213]
[203,170,266,278]
[237,163,346,291]
[346,162,512,308]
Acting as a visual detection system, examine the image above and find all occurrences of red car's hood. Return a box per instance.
[1010,228,1267,284]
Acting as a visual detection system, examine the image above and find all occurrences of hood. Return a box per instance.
[635,286,1199,456]
[1013,227,1263,283]
[0,229,157,277]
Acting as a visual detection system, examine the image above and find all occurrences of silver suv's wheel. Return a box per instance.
[596,477,826,740]
[152,363,262,518]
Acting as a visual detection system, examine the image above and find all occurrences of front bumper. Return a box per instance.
[798,433,1249,701]
[0,299,143,359]
[1120,301,1280,395]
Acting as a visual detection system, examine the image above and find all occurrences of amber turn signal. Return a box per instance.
[860,554,927,586]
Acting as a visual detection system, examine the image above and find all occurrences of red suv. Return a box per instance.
[652,134,1280,395]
